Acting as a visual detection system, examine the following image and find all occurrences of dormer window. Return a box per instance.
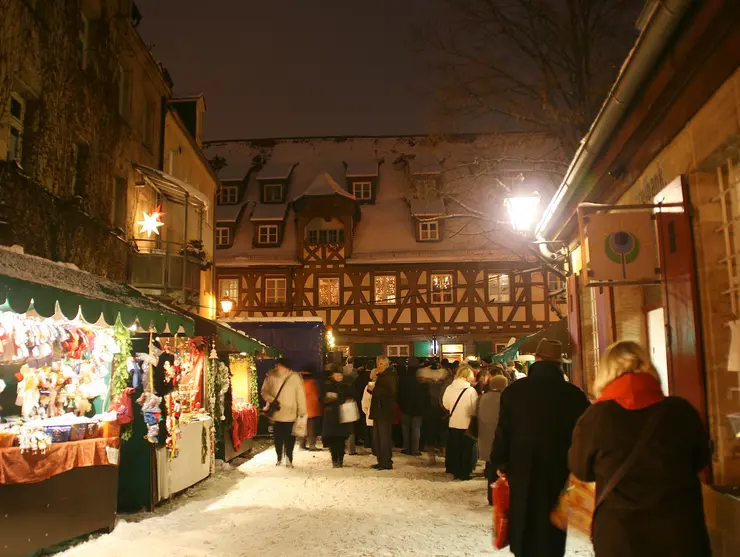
[216,226,230,247]
[352,181,372,200]
[306,217,345,245]
[257,224,279,245]
[219,185,238,204]
[419,220,439,241]
[263,183,283,203]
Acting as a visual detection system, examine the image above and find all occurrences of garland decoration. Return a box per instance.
[111,317,133,440]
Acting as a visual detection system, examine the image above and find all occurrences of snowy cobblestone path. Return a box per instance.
[60,447,595,557]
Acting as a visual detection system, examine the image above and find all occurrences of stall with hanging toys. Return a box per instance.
[0,246,193,557]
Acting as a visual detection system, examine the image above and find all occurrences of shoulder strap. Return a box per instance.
[273,373,291,403]
[595,406,664,510]
[450,387,470,418]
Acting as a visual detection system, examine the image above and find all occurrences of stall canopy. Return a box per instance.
[0,246,194,335]
[490,320,569,362]
[175,309,281,357]
[133,164,210,209]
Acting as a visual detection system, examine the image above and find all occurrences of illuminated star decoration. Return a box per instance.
[138,205,165,237]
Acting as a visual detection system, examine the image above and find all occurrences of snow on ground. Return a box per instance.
[60,447,594,557]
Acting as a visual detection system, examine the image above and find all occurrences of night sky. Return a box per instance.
[138,0,443,141]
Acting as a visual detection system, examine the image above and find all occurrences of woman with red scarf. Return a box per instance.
[569,341,711,557]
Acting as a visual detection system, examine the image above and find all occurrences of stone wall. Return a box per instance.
[0,161,129,281]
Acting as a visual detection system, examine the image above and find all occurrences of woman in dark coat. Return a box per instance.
[322,366,353,468]
[569,341,711,557]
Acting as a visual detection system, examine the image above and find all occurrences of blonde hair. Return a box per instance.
[594,341,661,396]
[376,355,389,367]
[455,364,476,383]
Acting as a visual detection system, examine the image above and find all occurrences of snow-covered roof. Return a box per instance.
[216,203,247,223]
[409,159,443,175]
[256,162,296,181]
[204,135,554,266]
[293,172,356,201]
[410,199,446,216]
[250,203,288,221]
[345,160,379,177]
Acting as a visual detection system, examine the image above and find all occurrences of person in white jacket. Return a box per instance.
[442,364,479,480]
[361,382,375,455]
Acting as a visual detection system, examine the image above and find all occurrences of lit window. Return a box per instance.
[374,275,396,304]
[257,224,279,244]
[387,345,410,357]
[318,277,340,307]
[488,274,511,303]
[79,12,89,69]
[419,220,439,241]
[219,185,238,204]
[7,93,24,161]
[216,227,230,246]
[263,183,283,202]
[431,273,453,304]
[266,278,287,305]
[218,278,239,301]
[352,181,372,200]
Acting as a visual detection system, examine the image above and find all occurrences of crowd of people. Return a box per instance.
[261,338,711,557]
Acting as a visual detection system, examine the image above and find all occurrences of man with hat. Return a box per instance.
[489,338,589,557]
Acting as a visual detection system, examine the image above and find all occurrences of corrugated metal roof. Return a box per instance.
[250,203,288,221]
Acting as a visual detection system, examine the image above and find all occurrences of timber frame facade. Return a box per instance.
[209,134,564,358]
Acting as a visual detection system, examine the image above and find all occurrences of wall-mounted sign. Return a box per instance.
[583,211,658,283]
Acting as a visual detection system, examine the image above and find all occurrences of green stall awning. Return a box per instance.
[491,337,528,363]
[352,342,384,358]
[414,341,431,357]
[0,247,194,335]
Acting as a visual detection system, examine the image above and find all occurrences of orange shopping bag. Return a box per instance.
[551,474,595,539]
[492,477,510,549]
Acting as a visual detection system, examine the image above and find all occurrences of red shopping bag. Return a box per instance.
[492,477,510,549]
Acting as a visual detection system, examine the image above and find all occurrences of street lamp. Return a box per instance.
[220,297,234,314]
[505,194,541,232]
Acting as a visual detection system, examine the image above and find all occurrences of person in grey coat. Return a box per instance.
[477,374,509,504]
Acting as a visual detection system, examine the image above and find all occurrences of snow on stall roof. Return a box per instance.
[410,198,446,216]
[216,203,247,223]
[256,162,296,181]
[250,203,288,221]
[293,172,356,201]
[345,160,379,177]
[0,245,180,314]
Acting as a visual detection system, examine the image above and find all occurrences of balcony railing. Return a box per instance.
[129,239,206,300]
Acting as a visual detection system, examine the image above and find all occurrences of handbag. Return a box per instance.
[492,477,510,549]
[261,374,290,419]
[292,415,308,437]
[551,406,664,538]
[339,400,361,424]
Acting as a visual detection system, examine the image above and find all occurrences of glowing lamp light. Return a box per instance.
[431,334,439,357]
[505,195,540,232]
[138,205,166,237]
[220,298,234,314]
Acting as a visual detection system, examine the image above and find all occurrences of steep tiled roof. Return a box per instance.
[294,172,356,201]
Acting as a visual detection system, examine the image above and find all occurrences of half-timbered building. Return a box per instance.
[207,134,564,360]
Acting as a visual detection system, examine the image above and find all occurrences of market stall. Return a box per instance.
[0,246,193,557]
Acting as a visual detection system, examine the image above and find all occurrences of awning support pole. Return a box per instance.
[183,192,189,305]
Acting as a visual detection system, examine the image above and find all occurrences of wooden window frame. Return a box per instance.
[262,182,284,203]
[430,272,454,304]
[216,226,230,247]
[317,276,341,307]
[219,185,238,204]
[387,344,410,357]
[218,277,239,302]
[265,276,288,307]
[487,272,511,303]
[373,274,398,305]
[7,92,25,162]
[257,224,279,245]
[418,220,440,241]
[352,181,372,200]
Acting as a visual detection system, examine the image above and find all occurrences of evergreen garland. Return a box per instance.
[111,317,133,440]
